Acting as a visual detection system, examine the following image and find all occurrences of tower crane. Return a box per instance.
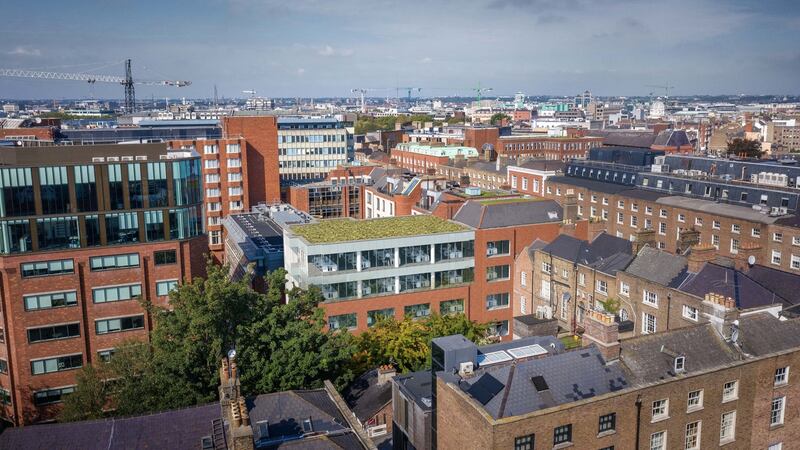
[351,88,388,113]
[0,59,191,113]
[472,81,493,102]
[645,83,675,98]
[395,86,422,102]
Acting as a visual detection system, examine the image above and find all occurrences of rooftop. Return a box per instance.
[395,142,479,158]
[290,215,468,244]
[624,246,689,287]
[452,199,562,229]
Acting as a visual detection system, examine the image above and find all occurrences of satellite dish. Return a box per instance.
[227,349,237,359]
[747,255,756,266]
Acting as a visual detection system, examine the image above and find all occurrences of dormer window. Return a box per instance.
[674,356,685,373]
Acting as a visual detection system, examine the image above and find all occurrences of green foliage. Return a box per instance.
[598,297,621,314]
[490,113,511,125]
[354,114,434,134]
[291,216,466,243]
[446,115,464,125]
[727,138,762,158]
[60,266,358,420]
[355,314,489,373]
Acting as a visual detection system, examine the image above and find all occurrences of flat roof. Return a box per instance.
[395,143,479,158]
[656,196,781,224]
[290,215,468,244]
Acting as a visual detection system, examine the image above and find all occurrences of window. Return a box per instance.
[226,143,241,154]
[21,259,74,278]
[730,238,740,254]
[542,262,552,274]
[794,236,800,246]
[630,215,638,227]
[93,284,142,303]
[658,222,666,235]
[643,312,657,334]
[722,380,738,402]
[682,305,698,321]
[486,240,509,256]
[695,217,703,226]
[156,280,179,297]
[775,367,789,386]
[617,212,624,224]
[792,255,800,270]
[227,157,242,168]
[95,315,145,334]
[769,444,783,450]
[772,250,782,265]
[98,349,116,362]
[486,265,509,281]
[675,356,685,372]
[105,212,138,245]
[731,223,741,234]
[752,227,761,238]
[486,293,510,310]
[33,386,75,406]
[90,253,139,271]
[520,271,527,287]
[578,272,585,286]
[228,172,242,182]
[687,389,703,411]
[720,411,736,443]
[439,299,464,316]
[154,250,177,266]
[24,290,77,311]
[204,144,218,154]
[205,160,219,169]
[659,209,667,218]
[619,281,630,297]
[37,216,79,250]
[0,388,9,406]
[205,173,220,183]
[514,434,534,450]
[602,197,608,205]
[328,313,357,330]
[617,200,624,209]
[210,230,222,246]
[31,354,82,375]
[541,280,551,300]
[206,188,221,197]
[598,413,616,433]
[646,206,653,215]
[0,359,7,374]
[511,175,517,189]
[712,235,720,249]
[712,220,720,230]
[678,213,685,222]
[596,280,608,295]
[521,178,528,190]
[643,290,658,307]
[553,424,572,445]
[652,399,669,421]
[631,203,639,212]
[685,421,701,450]
[770,397,785,426]
[404,303,431,318]
[774,232,783,243]
[650,431,666,450]
[28,323,80,343]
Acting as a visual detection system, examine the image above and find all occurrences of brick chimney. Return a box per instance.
[219,355,254,450]
[677,228,701,253]
[562,190,578,224]
[703,292,740,340]
[687,243,717,273]
[633,228,656,253]
[219,356,241,424]
[377,365,397,386]
[229,397,254,450]
[588,218,607,241]
[733,241,762,272]
[582,310,620,361]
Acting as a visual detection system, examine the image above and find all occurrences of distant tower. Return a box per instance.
[514,92,526,109]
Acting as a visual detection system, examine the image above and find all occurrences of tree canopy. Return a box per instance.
[490,112,511,125]
[354,114,434,134]
[727,138,762,158]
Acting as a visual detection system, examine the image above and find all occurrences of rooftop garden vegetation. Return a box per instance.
[291,216,467,243]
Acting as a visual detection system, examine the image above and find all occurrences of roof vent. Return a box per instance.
[302,417,314,433]
[531,375,549,392]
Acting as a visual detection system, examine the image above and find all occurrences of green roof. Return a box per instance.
[291,216,468,244]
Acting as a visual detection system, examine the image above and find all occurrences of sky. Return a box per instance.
[1,0,799,100]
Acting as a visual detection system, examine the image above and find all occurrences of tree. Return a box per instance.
[59,364,109,422]
[490,113,511,125]
[355,314,489,373]
[727,138,762,158]
[236,277,358,393]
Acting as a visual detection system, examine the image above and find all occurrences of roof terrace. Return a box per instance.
[290,215,468,244]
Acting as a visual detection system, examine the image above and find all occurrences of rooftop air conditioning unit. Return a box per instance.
[106,156,119,162]
[121,156,134,161]
[779,207,789,215]
[459,361,474,377]
[135,155,148,161]
[91,157,105,162]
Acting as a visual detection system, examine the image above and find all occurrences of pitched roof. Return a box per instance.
[653,129,690,147]
[620,323,740,384]
[545,176,632,195]
[342,369,393,423]
[678,263,794,308]
[452,199,562,229]
[587,130,656,148]
[515,160,566,172]
[540,233,633,274]
[736,314,800,356]
[624,246,688,286]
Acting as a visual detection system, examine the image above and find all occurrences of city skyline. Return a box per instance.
[2,0,800,99]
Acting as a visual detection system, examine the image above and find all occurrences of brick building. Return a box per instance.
[390,143,478,175]
[506,160,565,196]
[0,143,207,424]
[495,135,601,160]
[419,311,800,450]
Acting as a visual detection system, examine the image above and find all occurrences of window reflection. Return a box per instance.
[105,212,139,244]
[39,167,70,215]
[74,165,98,212]
[37,216,79,250]
[0,219,31,253]
[128,164,143,209]
[0,168,34,217]
[146,162,168,208]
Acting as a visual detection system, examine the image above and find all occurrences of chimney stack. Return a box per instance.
[687,243,717,273]
[633,229,657,254]
[581,310,620,361]
[733,241,761,272]
[377,365,397,386]
[219,354,254,450]
[562,190,578,224]
[588,218,607,241]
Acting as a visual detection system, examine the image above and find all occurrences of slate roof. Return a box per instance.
[620,324,740,385]
[546,175,633,195]
[541,233,632,273]
[342,369,393,423]
[394,370,434,411]
[459,346,628,419]
[452,199,562,229]
[656,196,780,224]
[737,314,800,356]
[678,263,794,308]
[653,129,690,147]
[515,160,566,172]
[624,246,688,287]
[0,403,221,450]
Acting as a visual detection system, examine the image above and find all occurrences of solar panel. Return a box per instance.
[467,373,505,405]
[531,375,549,392]
[476,350,512,366]
[507,344,548,359]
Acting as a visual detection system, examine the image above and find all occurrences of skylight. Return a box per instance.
[476,350,512,366]
[507,344,548,359]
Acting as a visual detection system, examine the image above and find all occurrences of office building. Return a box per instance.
[277,117,351,187]
[0,143,206,424]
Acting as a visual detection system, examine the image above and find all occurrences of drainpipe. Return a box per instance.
[635,394,643,450]
[666,292,672,331]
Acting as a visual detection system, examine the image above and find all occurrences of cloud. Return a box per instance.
[7,46,42,57]
[317,45,354,57]
[419,57,432,63]
[296,68,306,76]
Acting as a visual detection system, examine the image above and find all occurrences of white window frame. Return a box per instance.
[771,397,786,427]
[722,380,738,402]
[687,389,703,412]
[720,411,736,443]
[619,281,630,297]
[643,312,657,334]
[643,290,658,307]
[682,305,698,321]
[775,366,789,386]
[684,421,701,450]
[651,398,669,422]
[650,431,666,450]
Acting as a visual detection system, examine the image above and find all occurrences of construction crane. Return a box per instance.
[645,83,675,98]
[0,59,191,113]
[395,86,422,102]
[351,88,388,113]
[472,82,493,102]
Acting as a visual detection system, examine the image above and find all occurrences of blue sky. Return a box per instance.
[1,0,799,99]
